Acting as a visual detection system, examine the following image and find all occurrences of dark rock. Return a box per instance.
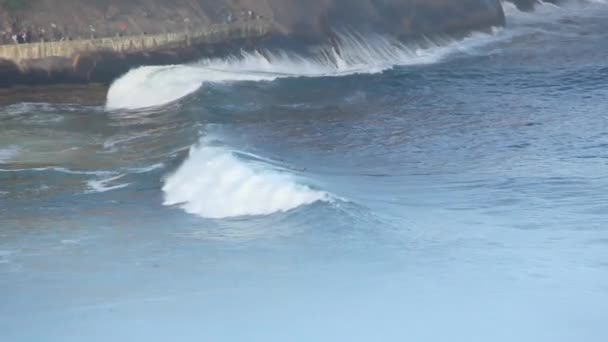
[0,59,21,87]
[0,0,506,87]
[506,0,562,11]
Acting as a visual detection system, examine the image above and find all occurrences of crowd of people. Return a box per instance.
[0,11,264,46]
[1,26,65,45]
[224,9,262,24]
[6,31,31,44]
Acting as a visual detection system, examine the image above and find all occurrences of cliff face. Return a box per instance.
[0,0,506,87]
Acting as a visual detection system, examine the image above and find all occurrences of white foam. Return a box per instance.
[0,146,20,163]
[86,174,130,193]
[503,0,607,25]
[103,133,149,151]
[106,31,502,110]
[162,139,329,219]
[128,163,165,173]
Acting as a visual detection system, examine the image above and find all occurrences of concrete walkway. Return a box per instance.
[0,21,271,62]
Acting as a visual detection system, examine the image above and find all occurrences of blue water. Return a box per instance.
[1,2,607,341]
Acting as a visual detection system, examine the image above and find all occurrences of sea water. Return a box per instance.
[1,2,607,341]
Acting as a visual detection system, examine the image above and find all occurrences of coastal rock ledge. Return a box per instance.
[0,0,505,87]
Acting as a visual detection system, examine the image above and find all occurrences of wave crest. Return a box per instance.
[106,31,500,110]
[162,139,329,219]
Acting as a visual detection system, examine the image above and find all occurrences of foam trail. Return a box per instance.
[106,31,502,110]
[86,174,130,193]
[162,139,329,219]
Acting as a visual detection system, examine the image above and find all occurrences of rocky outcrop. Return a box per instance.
[506,0,562,11]
[0,0,506,87]
[2,0,504,40]
[247,0,505,41]
[507,0,538,11]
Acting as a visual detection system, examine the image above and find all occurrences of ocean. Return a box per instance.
[1,2,607,341]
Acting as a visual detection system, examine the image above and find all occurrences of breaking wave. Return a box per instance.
[106,31,503,110]
[162,138,330,219]
[109,31,513,218]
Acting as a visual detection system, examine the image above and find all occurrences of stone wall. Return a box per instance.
[0,21,270,62]
[0,20,272,87]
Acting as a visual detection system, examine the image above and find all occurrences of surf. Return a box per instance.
[105,31,504,110]
[162,136,330,219]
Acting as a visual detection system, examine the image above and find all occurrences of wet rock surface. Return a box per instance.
[0,0,505,87]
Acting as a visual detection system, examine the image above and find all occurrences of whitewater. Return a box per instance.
[2,1,608,341]
[107,30,517,219]
[104,1,591,220]
[162,136,330,219]
[106,31,506,110]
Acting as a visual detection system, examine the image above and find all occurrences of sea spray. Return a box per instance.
[106,31,504,110]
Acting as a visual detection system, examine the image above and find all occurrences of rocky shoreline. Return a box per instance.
[0,0,509,88]
[0,22,271,87]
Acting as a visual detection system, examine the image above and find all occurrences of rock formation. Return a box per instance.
[0,0,506,87]
[506,0,563,11]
